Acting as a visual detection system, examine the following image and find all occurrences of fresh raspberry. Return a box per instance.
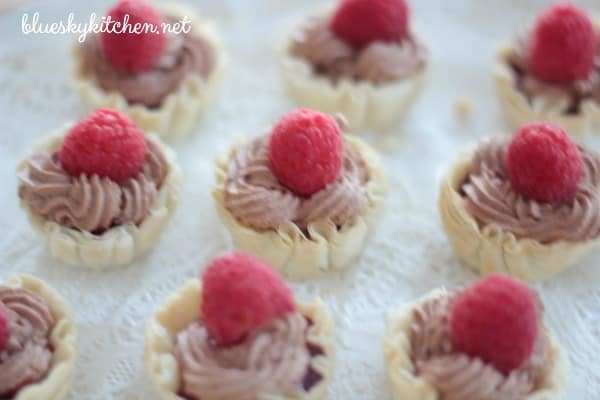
[268,109,344,197]
[506,123,583,204]
[201,252,295,346]
[0,304,9,353]
[101,0,167,73]
[449,274,539,375]
[528,3,598,84]
[60,108,147,184]
[330,0,410,49]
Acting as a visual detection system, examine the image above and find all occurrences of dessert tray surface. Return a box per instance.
[0,0,599,399]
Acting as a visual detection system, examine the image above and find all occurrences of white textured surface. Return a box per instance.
[0,0,599,399]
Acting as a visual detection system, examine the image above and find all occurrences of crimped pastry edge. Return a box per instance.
[277,13,427,133]
[493,19,600,137]
[2,275,78,400]
[212,135,387,279]
[17,125,183,269]
[72,3,226,141]
[144,279,336,400]
[382,288,569,400]
[438,143,600,282]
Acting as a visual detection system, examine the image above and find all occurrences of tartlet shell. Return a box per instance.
[72,4,226,141]
[4,275,77,400]
[278,13,427,133]
[382,288,569,400]
[144,278,335,400]
[438,143,600,282]
[212,135,387,279]
[17,127,182,269]
[493,19,600,136]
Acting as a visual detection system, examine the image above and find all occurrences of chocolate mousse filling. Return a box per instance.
[291,16,427,85]
[80,15,216,108]
[18,140,169,235]
[410,293,550,399]
[505,34,600,115]
[174,313,325,400]
[460,136,600,243]
[223,135,370,231]
[0,287,55,398]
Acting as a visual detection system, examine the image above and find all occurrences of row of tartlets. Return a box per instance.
[1,260,568,400]
[70,0,600,138]
[17,99,600,282]
[5,0,600,399]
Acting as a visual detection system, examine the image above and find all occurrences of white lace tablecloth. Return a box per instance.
[0,0,599,398]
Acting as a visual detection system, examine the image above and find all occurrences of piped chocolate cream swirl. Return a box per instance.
[0,287,55,397]
[174,312,319,400]
[223,135,369,230]
[410,294,549,400]
[80,16,216,108]
[18,140,169,233]
[461,136,600,243]
[291,16,427,84]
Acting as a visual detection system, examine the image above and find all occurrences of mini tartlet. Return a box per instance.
[0,274,77,400]
[17,108,182,269]
[494,3,600,136]
[73,0,225,140]
[279,0,428,132]
[213,109,387,279]
[145,252,335,400]
[439,122,600,282]
[383,275,568,400]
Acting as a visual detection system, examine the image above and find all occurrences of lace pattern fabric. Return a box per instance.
[0,0,598,398]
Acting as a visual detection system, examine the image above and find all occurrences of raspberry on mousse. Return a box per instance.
[528,3,598,85]
[145,252,335,400]
[201,252,296,346]
[101,0,168,73]
[449,275,539,375]
[60,108,148,184]
[506,122,584,204]
[329,0,410,49]
[384,275,568,400]
[268,108,344,197]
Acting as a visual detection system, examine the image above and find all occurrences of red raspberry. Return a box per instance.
[269,109,344,197]
[506,122,583,204]
[101,0,167,73]
[201,252,295,346]
[449,274,539,375]
[330,0,410,49]
[60,108,148,184]
[0,304,9,353]
[528,3,598,84]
